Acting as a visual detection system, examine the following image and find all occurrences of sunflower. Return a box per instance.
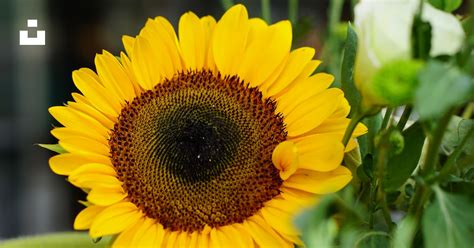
[47,4,366,247]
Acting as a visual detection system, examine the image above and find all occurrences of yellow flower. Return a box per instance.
[47,5,366,247]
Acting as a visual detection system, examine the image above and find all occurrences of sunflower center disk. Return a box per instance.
[110,70,287,232]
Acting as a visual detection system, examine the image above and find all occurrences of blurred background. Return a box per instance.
[0,0,471,240]
[0,0,349,239]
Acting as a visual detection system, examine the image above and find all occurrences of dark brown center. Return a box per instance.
[109,70,286,232]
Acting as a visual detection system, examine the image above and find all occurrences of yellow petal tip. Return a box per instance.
[272,141,298,180]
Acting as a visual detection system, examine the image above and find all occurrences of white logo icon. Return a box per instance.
[19,19,45,46]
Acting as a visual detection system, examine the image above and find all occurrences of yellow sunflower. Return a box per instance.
[47,4,366,247]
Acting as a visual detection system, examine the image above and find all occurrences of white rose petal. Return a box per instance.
[353,0,465,105]
[421,4,465,57]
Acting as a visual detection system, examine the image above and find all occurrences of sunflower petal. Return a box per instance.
[130,217,154,245]
[49,153,110,176]
[272,141,298,180]
[119,52,142,95]
[331,96,351,118]
[149,17,183,72]
[49,106,110,142]
[137,222,165,247]
[195,233,208,248]
[188,231,199,248]
[69,173,122,189]
[139,20,177,79]
[122,35,135,56]
[95,51,136,102]
[87,187,127,206]
[72,68,121,116]
[67,100,114,130]
[280,186,318,207]
[214,228,230,247]
[176,232,191,247]
[276,73,334,117]
[267,47,315,96]
[200,16,217,70]
[209,229,222,247]
[285,167,352,194]
[179,12,206,70]
[260,207,300,236]
[213,4,249,76]
[312,118,368,137]
[244,215,291,247]
[59,137,109,157]
[164,231,178,248]
[237,20,292,87]
[247,18,268,44]
[70,163,115,176]
[74,205,105,230]
[294,134,345,172]
[113,220,143,248]
[220,224,254,248]
[131,36,161,90]
[90,202,142,238]
[285,88,343,137]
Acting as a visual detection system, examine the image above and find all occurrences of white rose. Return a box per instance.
[353,0,465,105]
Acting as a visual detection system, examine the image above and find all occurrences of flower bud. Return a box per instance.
[368,60,424,106]
[353,0,465,106]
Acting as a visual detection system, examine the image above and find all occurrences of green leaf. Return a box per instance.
[339,226,364,248]
[295,196,338,248]
[392,216,417,248]
[341,24,361,116]
[383,123,425,192]
[422,187,474,248]
[0,232,112,248]
[415,61,474,120]
[442,116,474,156]
[354,231,391,248]
[304,218,338,248]
[38,143,67,154]
[428,0,462,12]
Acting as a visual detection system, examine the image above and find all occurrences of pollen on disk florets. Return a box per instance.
[109,70,287,232]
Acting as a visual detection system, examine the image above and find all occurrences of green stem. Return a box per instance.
[381,108,393,130]
[427,125,474,183]
[408,185,431,220]
[380,193,394,231]
[261,0,272,23]
[373,133,393,231]
[462,102,474,119]
[397,106,412,130]
[342,112,364,147]
[328,0,344,32]
[408,108,454,222]
[368,181,378,229]
[421,109,455,174]
[288,0,298,25]
[220,0,233,10]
